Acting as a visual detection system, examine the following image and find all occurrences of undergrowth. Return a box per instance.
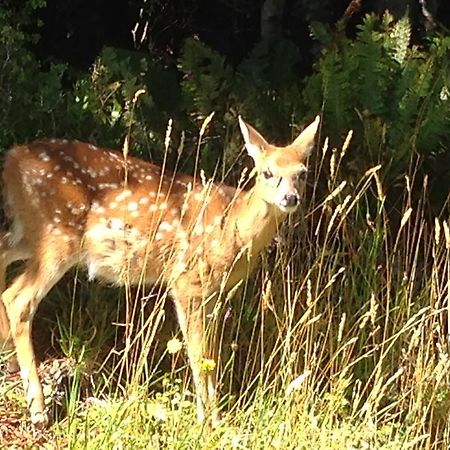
[1,123,449,449]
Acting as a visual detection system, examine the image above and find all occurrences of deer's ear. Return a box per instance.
[291,115,320,157]
[238,116,269,164]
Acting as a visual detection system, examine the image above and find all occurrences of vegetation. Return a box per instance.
[0,1,449,448]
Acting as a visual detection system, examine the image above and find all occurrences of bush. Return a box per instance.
[303,13,450,206]
[0,0,66,146]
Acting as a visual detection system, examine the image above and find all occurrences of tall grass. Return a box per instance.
[1,123,449,449]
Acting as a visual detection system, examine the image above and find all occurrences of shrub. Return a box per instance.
[303,13,450,207]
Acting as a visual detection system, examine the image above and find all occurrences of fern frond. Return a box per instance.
[388,15,411,65]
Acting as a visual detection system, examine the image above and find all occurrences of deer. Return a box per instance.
[0,115,320,428]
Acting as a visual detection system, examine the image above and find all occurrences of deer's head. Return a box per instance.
[239,116,320,213]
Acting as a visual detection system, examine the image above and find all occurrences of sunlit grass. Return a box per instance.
[1,126,450,449]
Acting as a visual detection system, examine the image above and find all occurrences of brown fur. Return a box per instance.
[0,116,319,427]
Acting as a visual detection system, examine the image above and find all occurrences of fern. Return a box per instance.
[179,38,233,119]
[304,12,450,197]
[387,15,411,65]
[235,39,303,140]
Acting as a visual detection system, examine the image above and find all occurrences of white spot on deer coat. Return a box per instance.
[194,225,204,235]
[159,222,173,232]
[128,202,138,211]
[115,190,132,202]
[39,152,50,162]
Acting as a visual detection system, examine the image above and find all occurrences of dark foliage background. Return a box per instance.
[1,0,449,209]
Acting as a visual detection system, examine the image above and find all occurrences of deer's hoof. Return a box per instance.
[31,411,49,429]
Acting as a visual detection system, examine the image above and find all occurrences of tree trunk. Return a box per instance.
[260,0,286,43]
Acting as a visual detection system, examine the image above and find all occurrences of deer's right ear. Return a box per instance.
[291,115,320,157]
[238,116,269,164]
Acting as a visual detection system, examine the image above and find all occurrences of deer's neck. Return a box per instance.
[229,185,286,255]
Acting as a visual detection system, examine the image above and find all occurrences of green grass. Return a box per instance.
[1,130,450,449]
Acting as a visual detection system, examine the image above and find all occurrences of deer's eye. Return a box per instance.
[262,170,274,180]
[298,168,308,182]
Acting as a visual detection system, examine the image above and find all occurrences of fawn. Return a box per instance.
[0,115,319,428]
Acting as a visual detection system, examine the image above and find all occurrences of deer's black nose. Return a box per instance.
[281,194,299,209]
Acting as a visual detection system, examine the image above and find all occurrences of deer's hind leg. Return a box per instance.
[1,233,79,428]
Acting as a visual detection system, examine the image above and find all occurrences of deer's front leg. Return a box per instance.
[171,291,220,427]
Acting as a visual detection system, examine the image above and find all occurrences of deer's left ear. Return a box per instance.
[291,116,320,157]
[238,116,270,164]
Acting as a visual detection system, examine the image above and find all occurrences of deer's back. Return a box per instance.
[2,140,246,292]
